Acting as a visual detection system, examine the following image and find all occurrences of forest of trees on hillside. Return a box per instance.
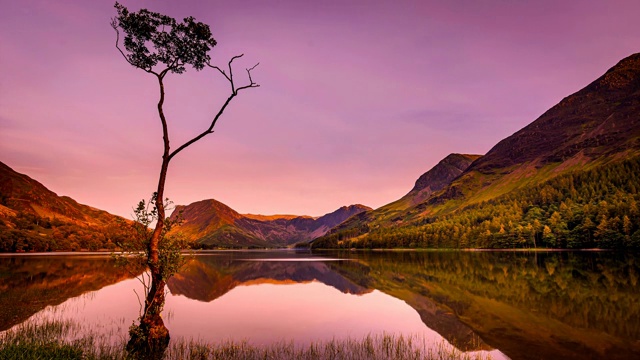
[314,157,640,249]
[3,157,640,252]
[0,214,135,252]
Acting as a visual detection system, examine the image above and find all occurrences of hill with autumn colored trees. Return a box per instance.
[0,160,371,250]
[0,161,133,252]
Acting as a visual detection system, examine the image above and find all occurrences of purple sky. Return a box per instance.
[1,0,639,218]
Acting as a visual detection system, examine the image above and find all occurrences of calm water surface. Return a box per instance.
[1,250,639,359]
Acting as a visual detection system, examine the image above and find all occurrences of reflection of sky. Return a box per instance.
[167,282,430,344]
[18,276,507,359]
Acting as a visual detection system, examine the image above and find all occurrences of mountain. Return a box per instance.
[313,53,640,249]
[169,199,370,248]
[308,205,374,238]
[387,153,481,211]
[0,162,114,225]
[0,161,131,252]
[411,154,481,197]
[243,214,306,221]
[317,152,480,242]
[429,52,640,208]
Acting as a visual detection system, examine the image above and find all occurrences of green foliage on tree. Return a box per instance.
[114,194,188,282]
[112,2,216,75]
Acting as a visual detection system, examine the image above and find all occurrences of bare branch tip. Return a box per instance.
[247,62,260,72]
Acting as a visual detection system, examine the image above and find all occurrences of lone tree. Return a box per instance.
[111,2,258,353]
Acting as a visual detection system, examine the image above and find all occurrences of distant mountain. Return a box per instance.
[320,152,480,241]
[314,53,640,249]
[394,153,481,209]
[169,199,370,248]
[243,214,306,221]
[0,161,130,252]
[309,205,374,238]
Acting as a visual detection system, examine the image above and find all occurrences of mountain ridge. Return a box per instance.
[170,199,371,248]
[0,161,132,251]
[313,52,640,249]
[428,53,640,210]
[322,152,481,240]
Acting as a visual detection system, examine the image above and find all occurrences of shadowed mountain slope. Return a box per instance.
[313,53,640,249]
[319,153,480,241]
[399,153,481,208]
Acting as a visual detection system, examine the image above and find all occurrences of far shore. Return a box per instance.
[0,247,619,256]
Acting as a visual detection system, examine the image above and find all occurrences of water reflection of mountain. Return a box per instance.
[0,255,135,331]
[6,251,636,359]
[167,254,489,352]
[167,256,372,302]
[176,251,640,359]
[335,251,640,360]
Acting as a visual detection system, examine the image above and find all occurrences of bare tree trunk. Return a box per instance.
[148,75,170,271]
[129,77,172,357]
[127,277,169,359]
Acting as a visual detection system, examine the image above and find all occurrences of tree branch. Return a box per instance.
[111,19,134,67]
[208,64,231,83]
[236,63,260,92]
[159,67,173,79]
[111,18,158,76]
[169,55,259,161]
[227,54,244,93]
[168,94,235,161]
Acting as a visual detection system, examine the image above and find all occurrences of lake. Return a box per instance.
[1,250,639,359]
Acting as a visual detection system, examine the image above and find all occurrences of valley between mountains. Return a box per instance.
[1,53,640,250]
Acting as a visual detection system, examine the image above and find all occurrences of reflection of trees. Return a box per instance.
[0,256,137,331]
[335,251,640,360]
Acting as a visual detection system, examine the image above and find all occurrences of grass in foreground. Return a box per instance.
[0,319,492,360]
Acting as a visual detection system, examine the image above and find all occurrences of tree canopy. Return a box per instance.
[112,2,217,75]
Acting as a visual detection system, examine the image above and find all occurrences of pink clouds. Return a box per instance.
[2,0,640,218]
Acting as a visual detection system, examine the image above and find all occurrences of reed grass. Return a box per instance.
[0,319,492,360]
